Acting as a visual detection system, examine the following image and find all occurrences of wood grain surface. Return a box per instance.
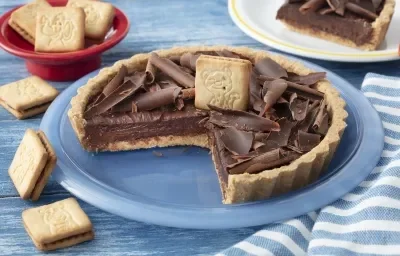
[0,0,399,255]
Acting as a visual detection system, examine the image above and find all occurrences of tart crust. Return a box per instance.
[68,46,348,204]
[279,0,395,51]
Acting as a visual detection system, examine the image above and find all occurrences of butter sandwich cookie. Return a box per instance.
[0,76,58,119]
[67,0,115,40]
[35,7,85,53]
[8,129,57,201]
[8,0,51,44]
[22,198,94,251]
[195,55,251,111]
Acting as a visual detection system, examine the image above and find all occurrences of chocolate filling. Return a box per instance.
[276,0,385,46]
[82,50,330,177]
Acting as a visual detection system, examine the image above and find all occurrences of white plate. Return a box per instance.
[228,0,400,62]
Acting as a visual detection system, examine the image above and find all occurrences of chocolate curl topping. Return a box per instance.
[319,7,335,14]
[85,80,141,119]
[289,93,309,121]
[220,127,253,155]
[313,100,326,130]
[345,2,378,20]
[180,53,199,71]
[175,98,185,110]
[102,65,128,97]
[255,58,288,79]
[169,55,181,64]
[180,88,195,100]
[216,49,241,59]
[208,105,281,132]
[259,75,324,101]
[266,118,297,148]
[288,72,326,86]
[145,60,156,85]
[372,0,383,9]
[261,79,288,116]
[149,53,195,88]
[229,149,300,174]
[297,131,321,152]
[327,0,346,16]
[300,0,327,14]
[134,87,182,111]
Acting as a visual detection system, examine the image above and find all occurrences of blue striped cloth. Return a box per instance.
[217,73,400,256]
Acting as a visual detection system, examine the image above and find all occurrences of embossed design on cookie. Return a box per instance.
[70,3,101,24]
[201,66,240,109]
[39,14,76,46]
[11,144,33,186]
[39,203,78,234]
[14,80,44,100]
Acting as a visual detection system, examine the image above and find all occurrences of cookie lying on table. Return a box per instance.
[0,76,58,119]
[22,198,94,251]
[8,129,57,201]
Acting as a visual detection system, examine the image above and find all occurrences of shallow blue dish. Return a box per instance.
[40,55,384,229]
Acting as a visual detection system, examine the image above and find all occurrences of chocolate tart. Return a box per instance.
[68,46,347,204]
[276,0,395,51]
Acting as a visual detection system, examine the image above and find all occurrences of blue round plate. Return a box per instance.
[40,55,384,229]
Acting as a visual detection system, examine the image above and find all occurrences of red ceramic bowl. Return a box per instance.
[0,0,130,81]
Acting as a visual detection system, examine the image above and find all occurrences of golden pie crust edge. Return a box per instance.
[279,0,395,51]
[68,46,348,204]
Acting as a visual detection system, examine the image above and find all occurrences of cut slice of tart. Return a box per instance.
[276,0,395,51]
[68,46,347,204]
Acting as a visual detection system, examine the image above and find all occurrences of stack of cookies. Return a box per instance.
[8,0,115,53]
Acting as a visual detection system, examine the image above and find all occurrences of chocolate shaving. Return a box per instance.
[372,0,382,9]
[145,60,156,85]
[85,80,141,119]
[252,141,265,150]
[289,93,309,121]
[254,132,270,141]
[259,75,324,101]
[208,105,281,132]
[133,87,182,111]
[298,107,319,132]
[175,97,185,110]
[216,49,241,59]
[300,0,327,14]
[220,127,253,155]
[313,113,329,135]
[261,79,288,116]
[125,71,146,87]
[111,98,135,113]
[102,65,128,97]
[250,72,264,112]
[288,72,326,86]
[149,53,195,88]
[297,131,321,152]
[159,79,179,89]
[327,0,346,16]
[319,7,335,14]
[266,118,297,148]
[180,53,199,71]
[180,88,195,100]
[147,83,162,92]
[229,149,300,174]
[169,55,181,64]
[345,2,378,20]
[312,100,326,131]
[255,58,288,79]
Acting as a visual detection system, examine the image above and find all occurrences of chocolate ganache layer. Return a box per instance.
[276,0,386,46]
[83,50,330,177]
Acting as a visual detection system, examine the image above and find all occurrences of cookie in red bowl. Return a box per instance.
[0,0,130,81]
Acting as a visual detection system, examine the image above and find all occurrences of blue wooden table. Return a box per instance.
[0,0,399,255]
